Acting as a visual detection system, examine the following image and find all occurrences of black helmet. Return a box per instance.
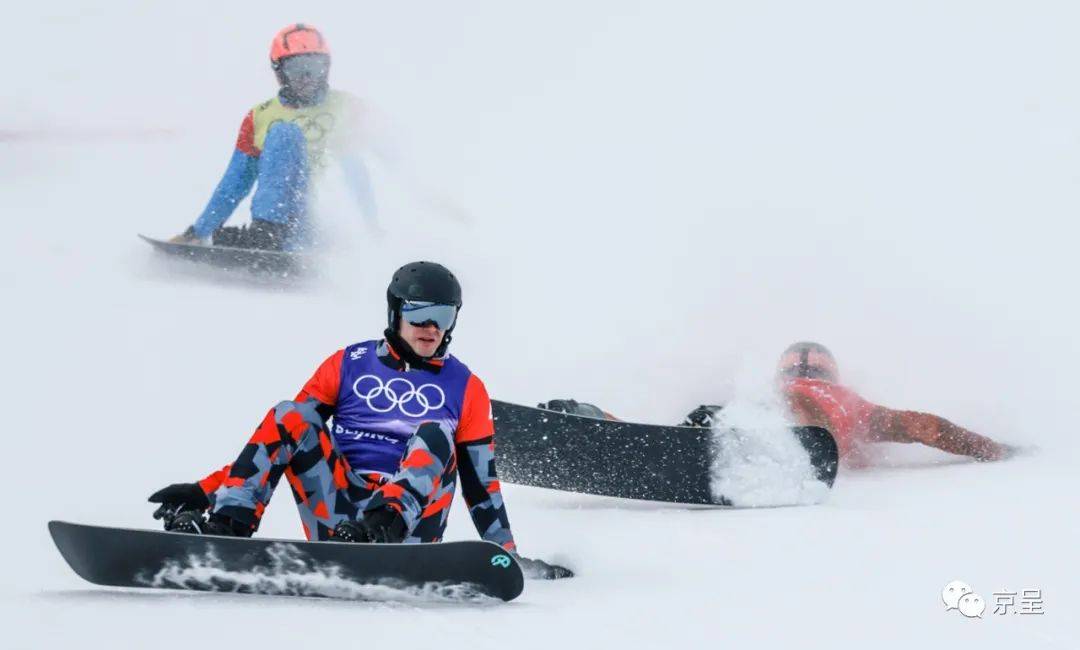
[386,261,462,357]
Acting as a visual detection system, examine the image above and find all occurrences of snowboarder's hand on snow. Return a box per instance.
[979,442,1024,462]
[148,482,210,522]
[514,554,574,580]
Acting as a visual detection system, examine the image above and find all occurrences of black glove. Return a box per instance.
[514,554,574,580]
[538,399,606,420]
[363,507,408,543]
[978,442,1025,462]
[148,482,210,523]
[681,404,724,428]
[335,507,408,544]
[167,510,254,537]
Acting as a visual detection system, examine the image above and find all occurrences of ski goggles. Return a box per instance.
[400,300,458,331]
[279,53,330,82]
[778,364,837,382]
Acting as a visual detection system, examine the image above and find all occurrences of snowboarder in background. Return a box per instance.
[540,341,1016,467]
[169,23,377,251]
[148,261,569,578]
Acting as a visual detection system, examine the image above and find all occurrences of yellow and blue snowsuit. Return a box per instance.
[192,89,375,248]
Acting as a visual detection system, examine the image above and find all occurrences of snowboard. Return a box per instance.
[139,234,310,275]
[491,400,838,506]
[49,520,524,602]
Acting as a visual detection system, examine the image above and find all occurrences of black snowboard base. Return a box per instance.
[139,234,311,276]
[49,521,524,602]
[491,400,838,506]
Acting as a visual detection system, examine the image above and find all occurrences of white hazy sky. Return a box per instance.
[6,0,1078,436]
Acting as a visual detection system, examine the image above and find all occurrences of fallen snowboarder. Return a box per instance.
[541,341,1017,468]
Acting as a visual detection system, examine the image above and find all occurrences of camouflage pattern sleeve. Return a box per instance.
[456,438,516,551]
[294,349,344,404]
[197,465,232,496]
[455,375,516,551]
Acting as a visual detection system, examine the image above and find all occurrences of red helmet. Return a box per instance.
[777,341,839,382]
[270,24,330,68]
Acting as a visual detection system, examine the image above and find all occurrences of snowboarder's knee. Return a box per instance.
[272,399,327,434]
[272,400,295,418]
[412,421,455,464]
[264,121,306,154]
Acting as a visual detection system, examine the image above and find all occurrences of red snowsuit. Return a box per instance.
[780,377,1009,466]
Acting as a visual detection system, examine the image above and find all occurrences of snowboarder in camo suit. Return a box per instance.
[149,261,569,577]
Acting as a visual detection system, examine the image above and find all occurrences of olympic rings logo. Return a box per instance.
[266,111,337,168]
[291,112,336,145]
[352,374,446,417]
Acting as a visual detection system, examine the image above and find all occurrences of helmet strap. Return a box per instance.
[383,327,448,371]
[434,331,453,357]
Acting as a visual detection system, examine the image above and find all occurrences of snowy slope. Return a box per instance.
[3,2,1078,648]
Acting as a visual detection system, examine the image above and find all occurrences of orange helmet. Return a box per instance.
[777,341,839,382]
[270,24,330,69]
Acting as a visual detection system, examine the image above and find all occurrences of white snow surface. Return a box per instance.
[710,395,832,507]
[3,2,1079,648]
[145,543,498,603]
